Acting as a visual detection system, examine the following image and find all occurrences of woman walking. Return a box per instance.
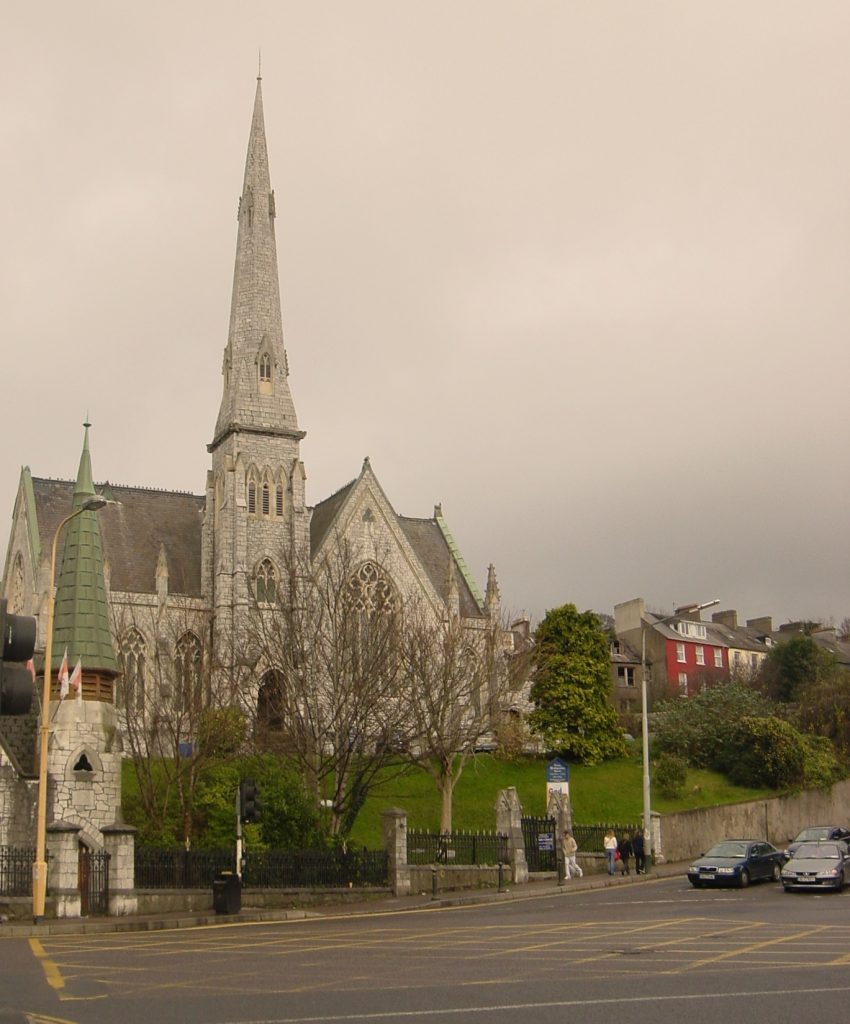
[562,830,583,879]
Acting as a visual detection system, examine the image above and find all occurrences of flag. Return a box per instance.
[57,647,69,700]
[69,659,83,704]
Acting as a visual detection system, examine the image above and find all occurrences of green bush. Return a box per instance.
[724,716,805,789]
[653,752,688,798]
[653,682,775,769]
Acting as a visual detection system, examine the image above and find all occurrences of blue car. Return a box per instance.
[688,839,785,888]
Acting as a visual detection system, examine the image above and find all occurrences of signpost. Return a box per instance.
[546,757,570,803]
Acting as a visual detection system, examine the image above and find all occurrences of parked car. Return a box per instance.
[688,840,785,888]
[784,825,850,859]
[781,841,850,892]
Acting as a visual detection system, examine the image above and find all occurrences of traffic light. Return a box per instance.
[0,598,36,716]
[239,779,261,823]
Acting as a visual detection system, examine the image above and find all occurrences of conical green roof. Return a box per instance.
[51,422,117,673]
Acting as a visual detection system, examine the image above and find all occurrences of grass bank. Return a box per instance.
[347,754,773,847]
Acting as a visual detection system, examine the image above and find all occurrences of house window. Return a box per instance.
[695,646,705,666]
[714,649,723,668]
[617,666,635,687]
[678,672,688,694]
[676,642,686,663]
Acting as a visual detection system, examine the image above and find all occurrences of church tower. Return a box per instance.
[204,75,309,667]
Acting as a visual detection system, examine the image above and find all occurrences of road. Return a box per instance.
[3,875,850,1023]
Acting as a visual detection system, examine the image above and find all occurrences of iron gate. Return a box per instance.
[521,815,558,872]
[78,847,110,916]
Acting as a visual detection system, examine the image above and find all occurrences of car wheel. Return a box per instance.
[783,885,792,892]
[739,868,750,888]
[690,880,702,889]
[772,863,781,882]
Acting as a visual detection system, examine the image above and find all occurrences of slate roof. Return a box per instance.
[32,478,205,597]
[397,516,483,619]
[309,479,356,557]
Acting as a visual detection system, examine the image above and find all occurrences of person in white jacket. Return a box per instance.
[603,829,618,875]
[562,831,583,879]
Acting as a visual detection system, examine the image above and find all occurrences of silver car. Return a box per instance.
[781,841,850,892]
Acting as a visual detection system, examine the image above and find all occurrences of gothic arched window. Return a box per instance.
[121,628,147,716]
[275,483,284,518]
[175,633,203,714]
[256,559,277,605]
[247,478,257,515]
[261,481,270,516]
[348,561,396,615]
[259,352,272,384]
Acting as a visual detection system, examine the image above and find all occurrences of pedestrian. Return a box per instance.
[562,830,583,879]
[619,832,633,875]
[632,830,646,875]
[604,828,618,875]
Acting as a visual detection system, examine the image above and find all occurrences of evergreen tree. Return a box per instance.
[529,604,625,763]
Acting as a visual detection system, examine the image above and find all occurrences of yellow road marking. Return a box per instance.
[29,938,65,992]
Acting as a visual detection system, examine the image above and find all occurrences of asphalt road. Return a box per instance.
[4,875,850,1024]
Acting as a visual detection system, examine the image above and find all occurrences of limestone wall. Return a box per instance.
[659,778,850,862]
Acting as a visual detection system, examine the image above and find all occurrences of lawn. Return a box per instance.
[346,753,774,847]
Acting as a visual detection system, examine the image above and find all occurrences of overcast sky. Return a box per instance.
[2,2,849,628]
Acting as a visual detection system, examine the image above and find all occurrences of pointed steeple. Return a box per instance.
[211,74,304,451]
[51,422,117,676]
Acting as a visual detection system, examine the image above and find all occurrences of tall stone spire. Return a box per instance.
[210,74,303,452]
[51,422,117,677]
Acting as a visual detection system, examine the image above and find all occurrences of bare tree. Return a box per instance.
[397,607,519,833]
[112,599,251,845]
[242,537,413,836]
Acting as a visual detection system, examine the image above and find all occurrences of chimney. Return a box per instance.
[712,609,738,629]
[746,616,773,634]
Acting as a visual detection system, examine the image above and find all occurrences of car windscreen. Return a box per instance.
[706,842,748,858]
[795,828,830,842]
[795,843,840,859]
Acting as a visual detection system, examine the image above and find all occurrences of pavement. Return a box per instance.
[0,860,689,939]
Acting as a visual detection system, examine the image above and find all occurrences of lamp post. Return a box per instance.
[32,496,108,923]
[640,598,718,867]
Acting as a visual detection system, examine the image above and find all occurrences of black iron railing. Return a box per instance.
[134,846,388,889]
[243,847,388,888]
[0,846,34,897]
[573,823,642,854]
[134,848,235,889]
[406,830,508,866]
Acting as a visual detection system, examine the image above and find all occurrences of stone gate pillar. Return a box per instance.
[381,807,410,896]
[45,821,82,919]
[496,787,528,884]
[102,822,138,916]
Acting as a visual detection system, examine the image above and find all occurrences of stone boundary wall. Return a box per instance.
[659,778,850,862]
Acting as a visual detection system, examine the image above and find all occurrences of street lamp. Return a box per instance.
[32,496,109,923]
[640,598,718,867]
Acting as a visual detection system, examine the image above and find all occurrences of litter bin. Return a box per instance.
[212,871,241,915]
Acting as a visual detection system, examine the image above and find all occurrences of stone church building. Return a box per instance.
[0,78,512,877]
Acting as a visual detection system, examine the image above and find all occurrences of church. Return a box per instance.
[0,77,512,859]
